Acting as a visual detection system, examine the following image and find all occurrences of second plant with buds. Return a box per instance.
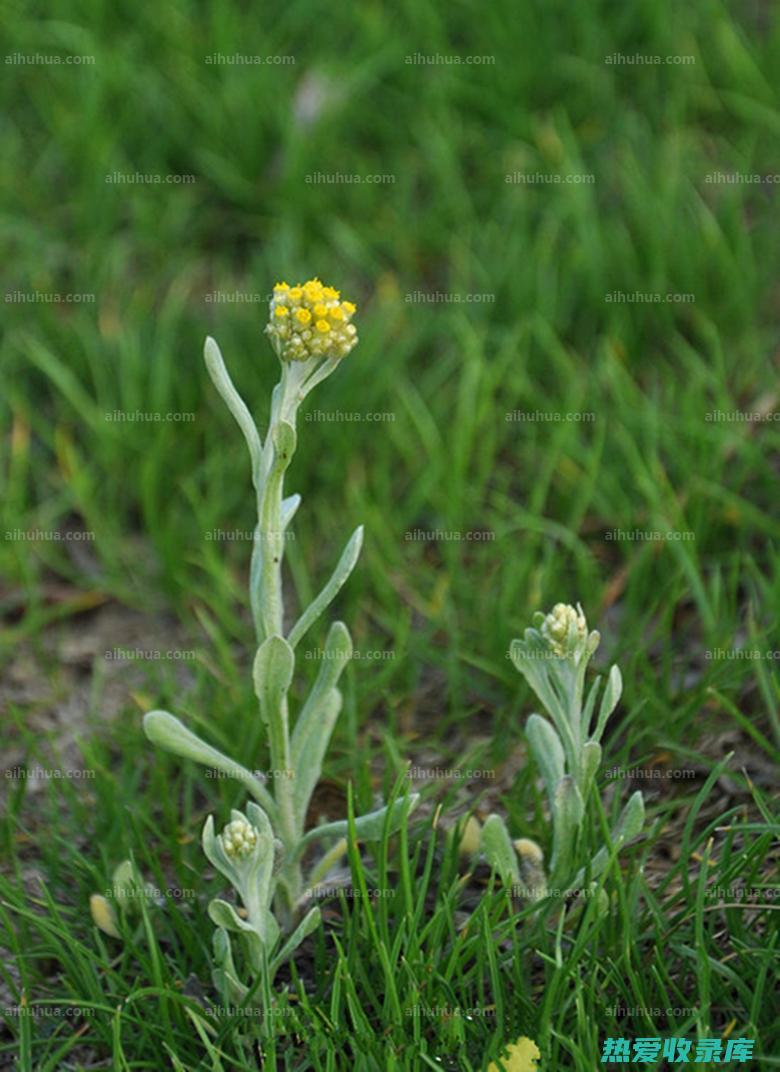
[482,603,644,901]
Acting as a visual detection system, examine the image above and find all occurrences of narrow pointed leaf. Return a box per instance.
[571,790,645,887]
[143,710,277,818]
[297,793,420,855]
[204,336,262,486]
[281,492,301,529]
[291,621,352,824]
[270,907,321,976]
[581,675,602,739]
[288,525,364,649]
[292,688,342,829]
[580,740,602,797]
[593,664,622,741]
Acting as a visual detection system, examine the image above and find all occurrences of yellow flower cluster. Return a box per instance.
[266,278,358,362]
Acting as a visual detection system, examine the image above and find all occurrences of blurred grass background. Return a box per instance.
[2,0,779,762]
[1,1,779,1064]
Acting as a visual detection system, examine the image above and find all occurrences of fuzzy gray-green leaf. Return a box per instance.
[481,813,521,885]
[592,664,622,741]
[288,525,364,649]
[525,713,565,805]
[550,775,584,885]
[143,710,277,818]
[298,793,420,854]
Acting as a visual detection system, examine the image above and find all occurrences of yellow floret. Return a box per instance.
[315,319,331,333]
[341,301,356,315]
[322,286,340,300]
[295,308,312,324]
[274,282,289,292]
[313,303,328,319]
[274,305,289,317]
[288,287,302,302]
[328,306,344,320]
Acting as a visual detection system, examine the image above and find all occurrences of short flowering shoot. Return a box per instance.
[481,603,644,902]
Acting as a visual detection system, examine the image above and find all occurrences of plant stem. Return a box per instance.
[252,361,314,921]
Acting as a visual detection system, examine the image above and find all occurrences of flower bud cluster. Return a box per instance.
[222,818,259,860]
[266,278,358,362]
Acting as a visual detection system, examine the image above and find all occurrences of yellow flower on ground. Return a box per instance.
[266,277,359,362]
[90,893,120,938]
[486,1036,542,1072]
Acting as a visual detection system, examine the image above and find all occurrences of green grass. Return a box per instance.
[1,0,779,1068]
